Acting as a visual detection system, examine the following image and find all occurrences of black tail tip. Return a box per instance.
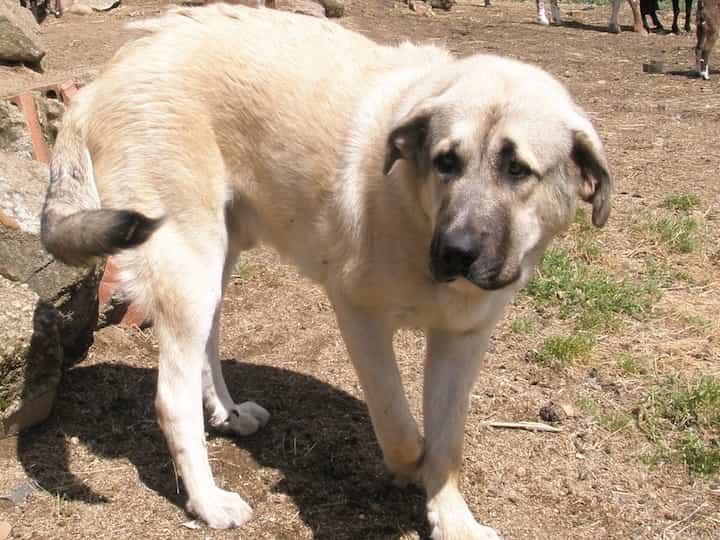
[108,210,163,251]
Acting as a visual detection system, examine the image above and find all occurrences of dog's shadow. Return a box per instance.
[16,359,429,539]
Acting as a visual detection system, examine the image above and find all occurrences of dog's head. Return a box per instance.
[382,55,611,291]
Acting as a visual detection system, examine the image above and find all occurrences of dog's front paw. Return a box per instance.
[210,401,270,436]
[427,490,501,540]
[187,487,253,529]
[428,511,501,540]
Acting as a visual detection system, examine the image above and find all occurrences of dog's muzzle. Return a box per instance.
[430,229,515,291]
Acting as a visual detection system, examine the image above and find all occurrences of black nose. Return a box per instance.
[431,230,481,281]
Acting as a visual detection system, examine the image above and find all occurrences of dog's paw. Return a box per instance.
[428,511,501,540]
[210,401,270,436]
[186,487,253,529]
[427,492,501,540]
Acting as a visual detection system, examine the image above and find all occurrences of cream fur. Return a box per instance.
[41,5,613,539]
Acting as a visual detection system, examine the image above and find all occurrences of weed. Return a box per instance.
[533,334,594,365]
[652,216,698,253]
[618,354,648,376]
[660,376,720,429]
[676,431,720,475]
[599,410,632,432]
[639,376,720,475]
[525,248,657,331]
[678,313,711,333]
[663,194,701,212]
[232,260,257,281]
[578,392,598,415]
[511,316,534,334]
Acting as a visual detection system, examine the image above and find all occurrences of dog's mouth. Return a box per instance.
[433,267,520,291]
[430,257,520,291]
[429,230,520,291]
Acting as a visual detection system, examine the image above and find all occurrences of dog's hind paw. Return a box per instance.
[211,401,270,436]
[186,488,253,529]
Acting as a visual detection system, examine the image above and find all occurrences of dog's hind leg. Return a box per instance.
[423,328,499,540]
[149,224,253,529]
[331,295,424,485]
[202,240,270,436]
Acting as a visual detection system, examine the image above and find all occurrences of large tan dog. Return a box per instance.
[41,5,611,539]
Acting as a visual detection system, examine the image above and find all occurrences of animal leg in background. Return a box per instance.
[672,0,694,33]
[696,0,718,79]
[641,0,665,32]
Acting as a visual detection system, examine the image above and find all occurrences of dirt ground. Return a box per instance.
[1,0,719,538]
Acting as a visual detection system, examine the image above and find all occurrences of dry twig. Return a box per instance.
[482,421,562,433]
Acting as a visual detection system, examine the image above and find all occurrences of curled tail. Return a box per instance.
[41,110,162,267]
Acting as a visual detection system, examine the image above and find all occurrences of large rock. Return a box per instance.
[0,151,101,359]
[0,100,32,160]
[276,0,326,17]
[0,151,47,233]
[317,0,343,17]
[0,0,45,66]
[0,95,65,161]
[0,276,63,437]
[429,0,454,10]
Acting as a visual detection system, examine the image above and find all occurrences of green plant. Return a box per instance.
[533,334,594,365]
[526,248,657,331]
[618,354,648,376]
[639,376,720,475]
[510,316,533,334]
[599,410,632,432]
[676,431,720,475]
[652,216,698,253]
[663,194,701,212]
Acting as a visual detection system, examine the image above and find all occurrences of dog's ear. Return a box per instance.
[383,110,431,175]
[572,130,612,227]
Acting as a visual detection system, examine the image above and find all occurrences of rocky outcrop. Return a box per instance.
[0,147,102,437]
[276,0,326,18]
[317,0,343,17]
[0,96,65,161]
[0,0,45,67]
[0,151,101,359]
[0,100,33,160]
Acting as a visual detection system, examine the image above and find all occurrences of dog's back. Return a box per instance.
[42,5,451,279]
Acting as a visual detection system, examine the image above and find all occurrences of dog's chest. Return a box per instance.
[390,281,514,334]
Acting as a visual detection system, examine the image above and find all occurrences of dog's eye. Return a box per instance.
[433,152,462,177]
[507,159,532,180]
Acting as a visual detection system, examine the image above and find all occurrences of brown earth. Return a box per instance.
[1,1,719,539]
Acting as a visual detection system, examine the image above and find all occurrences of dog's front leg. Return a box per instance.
[423,328,500,540]
[331,295,424,485]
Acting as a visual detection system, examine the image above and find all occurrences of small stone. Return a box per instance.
[429,0,453,9]
[539,401,566,423]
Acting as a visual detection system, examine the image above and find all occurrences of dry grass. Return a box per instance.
[2,1,720,539]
